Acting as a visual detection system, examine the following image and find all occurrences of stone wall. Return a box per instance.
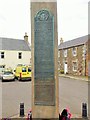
[59,44,88,76]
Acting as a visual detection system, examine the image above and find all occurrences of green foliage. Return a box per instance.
[60,70,64,74]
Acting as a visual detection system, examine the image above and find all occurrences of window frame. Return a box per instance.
[72,47,77,56]
[64,49,67,57]
[1,52,5,59]
[58,50,60,57]
[18,52,22,59]
[72,61,78,71]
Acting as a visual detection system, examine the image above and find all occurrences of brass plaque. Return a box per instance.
[34,10,54,80]
[34,10,55,105]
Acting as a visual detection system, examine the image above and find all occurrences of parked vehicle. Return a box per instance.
[2,71,15,81]
[14,65,31,81]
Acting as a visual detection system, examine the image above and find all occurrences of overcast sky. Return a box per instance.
[0,0,89,44]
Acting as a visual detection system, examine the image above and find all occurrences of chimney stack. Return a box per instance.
[60,37,63,44]
[24,32,28,42]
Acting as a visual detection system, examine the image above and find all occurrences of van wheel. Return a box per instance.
[14,77,18,81]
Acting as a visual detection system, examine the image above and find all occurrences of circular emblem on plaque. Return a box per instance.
[37,10,49,21]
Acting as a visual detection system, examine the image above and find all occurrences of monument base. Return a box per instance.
[32,80,59,118]
[32,105,59,119]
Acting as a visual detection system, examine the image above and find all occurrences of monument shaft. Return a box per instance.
[31,0,59,118]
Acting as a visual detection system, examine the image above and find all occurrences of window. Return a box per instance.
[0,65,5,73]
[28,67,31,72]
[22,67,26,72]
[83,45,86,54]
[72,62,77,71]
[1,52,4,59]
[18,52,22,59]
[0,65,5,68]
[64,49,67,57]
[82,45,87,59]
[58,51,60,57]
[72,47,77,56]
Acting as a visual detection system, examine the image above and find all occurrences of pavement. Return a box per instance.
[4,113,28,119]
[2,113,90,119]
[59,74,89,81]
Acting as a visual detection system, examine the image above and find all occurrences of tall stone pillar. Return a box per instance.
[31,0,59,119]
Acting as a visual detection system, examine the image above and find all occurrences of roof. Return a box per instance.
[58,35,89,50]
[0,37,31,51]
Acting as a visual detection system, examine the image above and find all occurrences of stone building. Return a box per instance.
[58,35,89,76]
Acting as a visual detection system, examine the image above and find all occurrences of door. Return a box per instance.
[64,62,68,74]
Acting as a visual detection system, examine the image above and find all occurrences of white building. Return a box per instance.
[0,34,31,71]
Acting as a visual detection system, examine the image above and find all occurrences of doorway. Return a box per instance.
[64,62,68,74]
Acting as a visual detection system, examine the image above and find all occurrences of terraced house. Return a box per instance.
[58,35,90,76]
[0,33,31,72]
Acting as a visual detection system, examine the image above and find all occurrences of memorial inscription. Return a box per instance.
[34,10,55,105]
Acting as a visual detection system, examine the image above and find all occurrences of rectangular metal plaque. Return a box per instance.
[34,11,54,80]
[34,10,55,105]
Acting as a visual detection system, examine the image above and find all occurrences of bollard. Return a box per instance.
[59,113,61,120]
[82,103,87,117]
[20,102,24,117]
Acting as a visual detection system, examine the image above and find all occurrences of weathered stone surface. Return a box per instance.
[31,1,59,118]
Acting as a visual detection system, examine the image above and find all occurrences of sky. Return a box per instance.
[0,0,89,45]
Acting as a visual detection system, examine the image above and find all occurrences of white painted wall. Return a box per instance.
[0,50,31,70]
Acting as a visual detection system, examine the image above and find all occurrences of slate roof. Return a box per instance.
[58,35,89,50]
[0,37,31,51]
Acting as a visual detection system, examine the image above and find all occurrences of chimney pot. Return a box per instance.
[60,38,63,44]
[24,32,28,42]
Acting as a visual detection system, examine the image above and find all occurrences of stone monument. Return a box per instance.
[31,0,59,119]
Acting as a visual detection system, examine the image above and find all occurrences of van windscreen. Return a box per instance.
[22,68,26,72]
[28,68,31,72]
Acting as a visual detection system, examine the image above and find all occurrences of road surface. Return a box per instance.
[0,77,89,118]
[59,76,88,117]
